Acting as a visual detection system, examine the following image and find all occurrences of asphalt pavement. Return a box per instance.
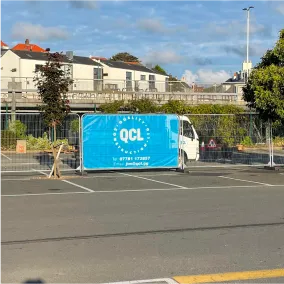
[1,167,284,283]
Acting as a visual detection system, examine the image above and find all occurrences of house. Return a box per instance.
[0,50,103,91]
[12,39,45,53]
[91,58,169,92]
[1,40,9,50]
[1,49,169,93]
[222,71,246,93]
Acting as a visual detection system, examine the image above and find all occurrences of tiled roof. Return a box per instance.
[1,40,8,47]
[12,50,102,66]
[225,77,245,83]
[12,43,45,52]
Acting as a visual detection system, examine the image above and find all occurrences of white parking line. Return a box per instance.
[62,180,95,193]
[84,173,182,179]
[117,172,187,189]
[2,178,32,181]
[100,278,178,284]
[1,153,12,160]
[2,184,284,197]
[2,191,91,197]
[32,169,95,193]
[218,176,273,186]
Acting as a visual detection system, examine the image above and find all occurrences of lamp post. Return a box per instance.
[243,6,254,140]
[243,6,254,83]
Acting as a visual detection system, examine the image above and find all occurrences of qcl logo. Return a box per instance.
[120,128,144,143]
[113,116,150,154]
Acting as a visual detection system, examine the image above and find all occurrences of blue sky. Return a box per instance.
[1,0,284,83]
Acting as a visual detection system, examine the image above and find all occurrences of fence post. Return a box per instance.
[11,77,16,122]
[78,114,86,176]
[267,119,275,168]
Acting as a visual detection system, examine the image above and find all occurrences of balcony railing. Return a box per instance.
[1,77,242,94]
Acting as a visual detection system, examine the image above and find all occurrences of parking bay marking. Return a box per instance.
[1,153,12,160]
[218,175,273,186]
[116,172,188,189]
[32,169,95,193]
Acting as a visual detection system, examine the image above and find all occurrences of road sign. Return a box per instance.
[207,138,217,148]
[82,114,180,170]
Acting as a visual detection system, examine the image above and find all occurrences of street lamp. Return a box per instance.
[243,6,254,82]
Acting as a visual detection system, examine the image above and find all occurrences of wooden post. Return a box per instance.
[49,144,64,179]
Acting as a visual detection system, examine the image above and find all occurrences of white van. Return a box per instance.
[178,115,200,165]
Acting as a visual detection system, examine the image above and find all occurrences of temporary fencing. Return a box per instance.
[185,113,284,167]
[1,112,80,173]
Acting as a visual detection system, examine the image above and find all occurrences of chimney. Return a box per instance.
[66,51,73,61]
[146,63,153,69]
[25,39,30,45]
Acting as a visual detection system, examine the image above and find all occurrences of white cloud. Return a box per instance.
[182,69,231,85]
[12,22,69,41]
[143,50,182,64]
[207,20,272,38]
[69,1,97,10]
[275,4,284,15]
[137,18,167,33]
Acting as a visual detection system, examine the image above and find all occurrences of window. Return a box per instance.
[165,77,169,92]
[141,75,146,81]
[126,72,132,90]
[126,71,132,81]
[149,74,155,90]
[35,64,43,72]
[180,120,194,139]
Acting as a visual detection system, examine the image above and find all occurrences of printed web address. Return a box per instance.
[126,162,149,166]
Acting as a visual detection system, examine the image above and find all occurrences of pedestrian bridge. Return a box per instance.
[1,90,247,111]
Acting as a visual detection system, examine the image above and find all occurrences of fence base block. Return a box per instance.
[175,168,188,173]
[264,165,282,171]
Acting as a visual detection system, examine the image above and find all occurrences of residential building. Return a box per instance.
[1,40,9,50]
[1,50,102,91]
[12,39,45,53]
[91,58,169,92]
[222,71,246,93]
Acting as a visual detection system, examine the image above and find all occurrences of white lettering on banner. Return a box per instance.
[113,116,150,154]
[120,128,144,143]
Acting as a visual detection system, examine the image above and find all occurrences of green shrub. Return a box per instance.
[160,100,187,114]
[273,136,284,146]
[1,130,17,150]
[70,119,79,133]
[241,136,254,146]
[100,100,124,113]
[26,132,69,150]
[127,98,158,113]
[8,120,27,138]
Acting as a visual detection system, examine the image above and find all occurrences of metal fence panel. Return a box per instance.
[1,112,80,173]
[186,114,276,167]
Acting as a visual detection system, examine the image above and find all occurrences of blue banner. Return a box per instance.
[82,114,179,170]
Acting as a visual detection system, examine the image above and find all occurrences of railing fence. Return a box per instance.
[1,112,283,173]
[1,112,80,173]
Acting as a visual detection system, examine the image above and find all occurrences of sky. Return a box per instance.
[1,0,284,84]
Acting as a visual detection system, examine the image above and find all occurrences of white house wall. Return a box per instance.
[19,58,47,90]
[72,64,96,91]
[1,50,20,90]
[100,63,168,92]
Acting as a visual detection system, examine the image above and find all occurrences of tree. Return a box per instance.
[34,52,73,140]
[243,29,284,123]
[33,51,73,178]
[110,52,140,62]
[153,65,167,75]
